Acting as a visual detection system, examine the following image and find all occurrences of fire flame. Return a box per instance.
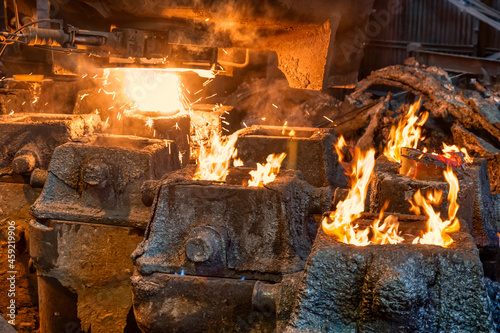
[248,153,287,187]
[103,68,183,115]
[371,202,405,245]
[322,148,403,246]
[233,158,244,167]
[411,167,460,247]
[384,98,429,163]
[334,135,347,163]
[442,143,473,164]
[194,134,238,182]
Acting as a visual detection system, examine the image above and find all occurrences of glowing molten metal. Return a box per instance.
[384,98,428,163]
[104,68,183,115]
[411,167,461,247]
[194,134,238,182]
[248,153,287,187]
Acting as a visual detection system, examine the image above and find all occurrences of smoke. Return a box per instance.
[223,78,340,127]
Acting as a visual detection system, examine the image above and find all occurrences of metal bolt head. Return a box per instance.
[185,235,214,263]
[12,154,36,175]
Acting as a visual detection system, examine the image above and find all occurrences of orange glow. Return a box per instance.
[384,98,428,163]
[194,134,238,182]
[442,143,473,164]
[13,74,44,81]
[289,130,296,137]
[281,121,288,135]
[248,153,286,187]
[334,135,347,163]
[411,167,460,247]
[103,68,183,115]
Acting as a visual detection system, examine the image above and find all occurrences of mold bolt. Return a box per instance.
[12,154,36,175]
[185,229,221,263]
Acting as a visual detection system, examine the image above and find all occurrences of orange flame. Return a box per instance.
[289,130,296,137]
[322,148,404,246]
[194,134,238,182]
[322,148,373,245]
[384,98,429,163]
[371,203,404,245]
[442,143,473,164]
[248,153,287,187]
[411,167,460,247]
[233,158,244,167]
[334,135,347,163]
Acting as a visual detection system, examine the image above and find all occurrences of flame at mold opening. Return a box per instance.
[248,153,287,187]
[384,97,429,163]
[410,167,461,247]
[321,148,404,246]
[442,143,473,164]
[334,135,347,163]
[103,68,185,115]
[194,133,238,182]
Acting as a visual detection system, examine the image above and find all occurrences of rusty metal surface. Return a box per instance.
[131,164,334,332]
[234,125,347,189]
[29,219,144,333]
[2,79,80,115]
[0,113,100,182]
[31,134,180,228]
[131,273,276,333]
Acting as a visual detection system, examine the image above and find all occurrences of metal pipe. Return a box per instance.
[219,48,250,68]
[252,281,280,314]
[25,27,72,46]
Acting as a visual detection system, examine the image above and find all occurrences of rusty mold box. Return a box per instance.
[133,165,334,281]
[234,125,347,189]
[31,134,180,228]
[131,165,334,332]
[284,227,493,332]
[0,113,100,181]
